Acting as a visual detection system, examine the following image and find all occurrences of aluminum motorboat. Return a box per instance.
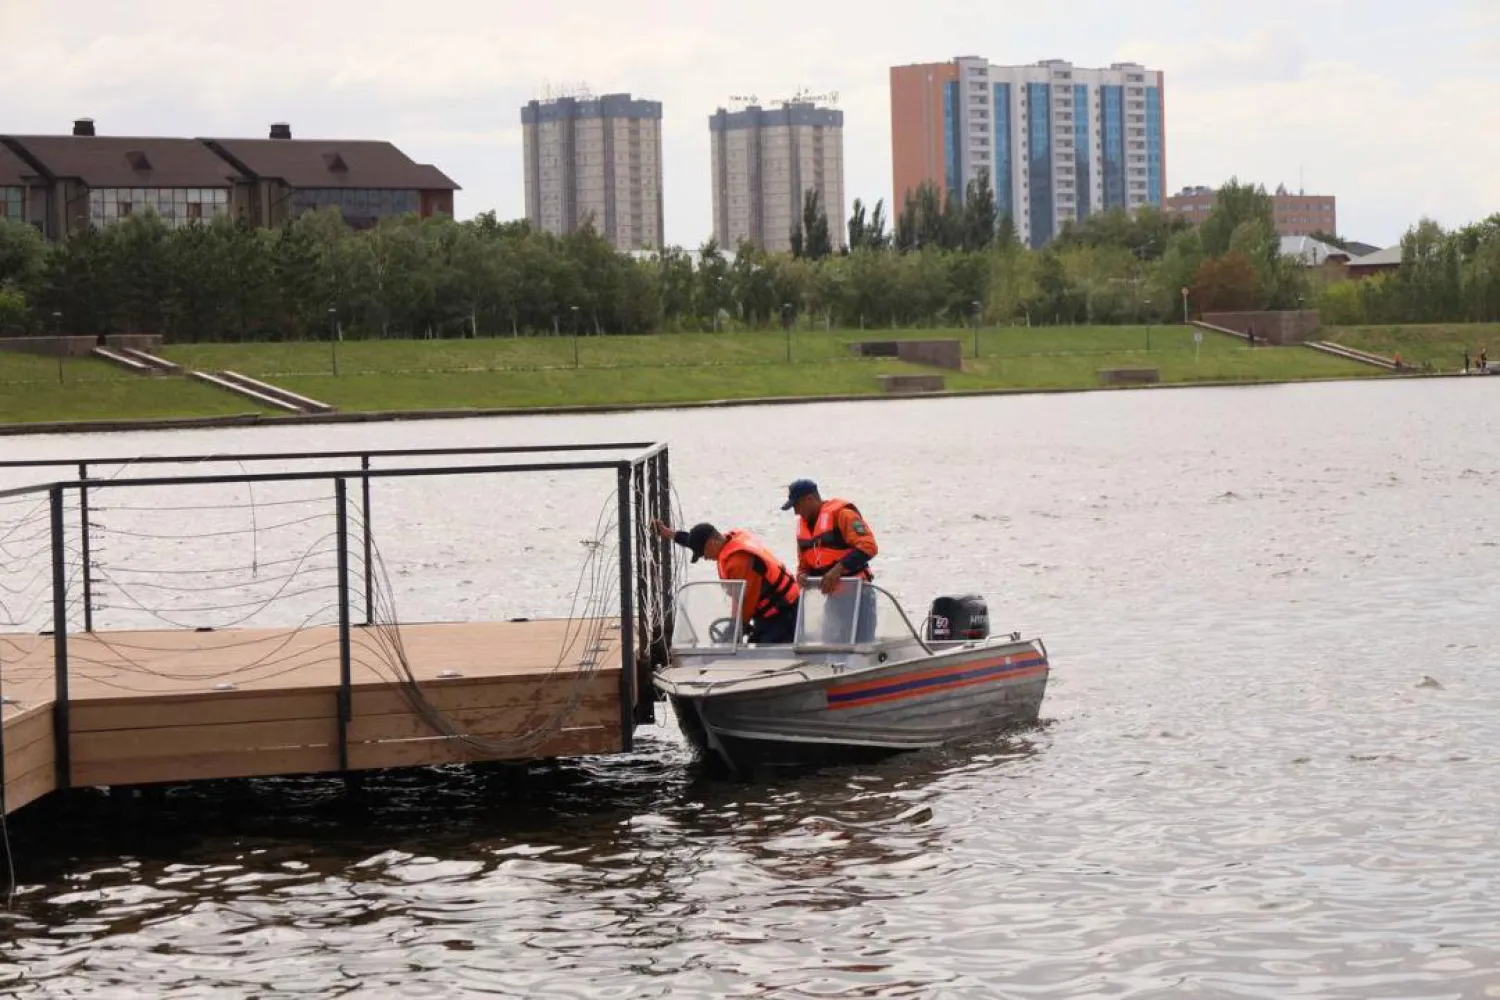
[653,580,1049,774]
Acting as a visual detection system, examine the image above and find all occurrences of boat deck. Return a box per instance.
[0,619,625,814]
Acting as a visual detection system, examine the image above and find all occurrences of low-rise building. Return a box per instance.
[1167,183,1337,238]
[0,142,40,225]
[0,119,458,240]
[205,123,457,230]
[1345,245,1402,280]
[2,120,247,237]
[1280,235,1354,267]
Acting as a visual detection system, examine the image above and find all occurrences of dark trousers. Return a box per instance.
[747,605,798,645]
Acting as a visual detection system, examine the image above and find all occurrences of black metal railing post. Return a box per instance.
[49,487,71,790]
[360,454,374,627]
[656,449,674,648]
[334,478,353,772]
[78,462,93,633]
[615,465,636,751]
[631,461,654,725]
[0,665,7,820]
[632,462,648,646]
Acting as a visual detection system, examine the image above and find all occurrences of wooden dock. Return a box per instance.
[0,619,626,815]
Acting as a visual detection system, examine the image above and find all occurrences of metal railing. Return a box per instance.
[0,442,675,795]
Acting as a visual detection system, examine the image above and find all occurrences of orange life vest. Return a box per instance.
[716,530,800,622]
[796,498,873,580]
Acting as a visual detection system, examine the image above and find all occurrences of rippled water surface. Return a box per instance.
[3,379,1500,998]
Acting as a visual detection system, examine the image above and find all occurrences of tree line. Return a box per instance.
[0,178,1494,343]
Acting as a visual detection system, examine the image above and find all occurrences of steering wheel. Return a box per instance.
[708,617,737,644]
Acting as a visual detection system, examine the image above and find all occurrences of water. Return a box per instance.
[2,378,1500,998]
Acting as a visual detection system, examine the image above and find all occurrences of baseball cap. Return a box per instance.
[781,478,818,511]
[686,522,718,563]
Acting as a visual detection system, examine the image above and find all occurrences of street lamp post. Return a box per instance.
[327,307,338,376]
[570,305,580,368]
[52,311,62,383]
[783,302,794,363]
[971,300,982,359]
[1144,299,1152,351]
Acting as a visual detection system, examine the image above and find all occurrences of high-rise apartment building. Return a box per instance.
[521,93,663,251]
[1166,184,1338,238]
[709,101,845,255]
[890,58,1167,249]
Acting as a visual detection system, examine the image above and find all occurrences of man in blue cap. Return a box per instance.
[781,479,879,641]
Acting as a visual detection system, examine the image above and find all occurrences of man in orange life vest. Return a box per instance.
[781,479,879,641]
[653,519,801,645]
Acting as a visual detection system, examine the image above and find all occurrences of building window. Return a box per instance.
[289,188,423,228]
[87,187,229,229]
[0,186,21,220]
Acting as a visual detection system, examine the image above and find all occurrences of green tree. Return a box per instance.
[847,198,890,253]
[0,288,29,333]
[961,169,999,252]
[1192,251,1263,312]
[655,245,697,330]
[792,189,833,261]
[0,218,47,299]
[695,238,733,329]
[896,181,958,252]
[1199,179,1275,258]
[1030,250,1076,324]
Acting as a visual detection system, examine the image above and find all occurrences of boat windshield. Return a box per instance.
[670,580,745,651]
[793,580,925,650]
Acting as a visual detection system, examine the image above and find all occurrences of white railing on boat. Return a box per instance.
[670,579,934,655]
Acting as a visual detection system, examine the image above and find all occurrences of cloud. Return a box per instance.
[0,0,1495,248]
[1119,28,1309,86]
[1160,59,1500,242]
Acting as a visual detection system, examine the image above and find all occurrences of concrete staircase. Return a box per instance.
[92,346,182,375]
[1303,341,1400,370]
[189,371,334,414]
[1191,320,1252,343]
[1191,319,1399,371]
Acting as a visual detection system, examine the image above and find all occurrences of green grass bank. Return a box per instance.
[0,324,1390,428]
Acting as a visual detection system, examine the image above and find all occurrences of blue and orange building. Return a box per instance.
[890,57,1167,249]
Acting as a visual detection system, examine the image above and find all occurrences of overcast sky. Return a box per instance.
[4,0,1496,249]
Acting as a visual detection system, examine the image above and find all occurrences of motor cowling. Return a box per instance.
[926,595,990,642]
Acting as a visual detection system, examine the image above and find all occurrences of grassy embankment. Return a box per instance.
[1323,324,1500,371]
[0,351,264,424]
[1,325,1381,426]
[165,325,1374,411]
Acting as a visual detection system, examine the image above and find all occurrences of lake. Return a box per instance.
[0,378,1497,998]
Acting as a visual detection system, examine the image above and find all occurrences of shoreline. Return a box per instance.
[0,370,1442,438]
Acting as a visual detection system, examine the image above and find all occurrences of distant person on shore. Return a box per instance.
[1465,352,1471,373]
[653,519,799,644]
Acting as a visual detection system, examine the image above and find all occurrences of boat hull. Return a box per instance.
[664,641,1048,774]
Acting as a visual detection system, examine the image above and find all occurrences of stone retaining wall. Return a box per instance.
[850,339,964,370]
[0,334,164,357]
[1098,367,1160,385]
[878,374,946,393]
[1201,311,1319,345]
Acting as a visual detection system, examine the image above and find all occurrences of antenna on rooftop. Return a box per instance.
[760,87,841,108]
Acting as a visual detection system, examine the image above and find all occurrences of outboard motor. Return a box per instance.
[926,595,990,642]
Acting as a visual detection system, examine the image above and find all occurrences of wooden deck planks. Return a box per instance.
[0,619,629,811]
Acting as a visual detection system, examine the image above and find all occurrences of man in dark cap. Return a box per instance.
[780,479,879,641]
[653,519,801,644]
